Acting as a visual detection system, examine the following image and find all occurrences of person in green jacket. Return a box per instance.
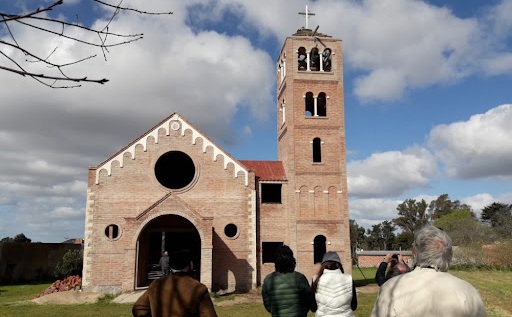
[262,245,317,317]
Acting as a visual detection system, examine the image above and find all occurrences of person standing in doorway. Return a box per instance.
[159,251,170,276]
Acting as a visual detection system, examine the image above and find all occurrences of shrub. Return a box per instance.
[54,249,83,279]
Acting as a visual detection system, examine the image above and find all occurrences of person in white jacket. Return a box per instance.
[311,251,357,317]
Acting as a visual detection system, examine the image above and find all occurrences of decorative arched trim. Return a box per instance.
[95,114,249,186]
[130,210,209,249]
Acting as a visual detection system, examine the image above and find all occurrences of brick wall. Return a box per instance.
[356,251,413,268]
[0,242,81,283]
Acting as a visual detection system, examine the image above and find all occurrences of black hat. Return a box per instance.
[322,251,341,264]
[169,250,192,271]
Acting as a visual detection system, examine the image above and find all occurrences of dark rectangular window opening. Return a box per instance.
[262,242,284,263]
[261,183,282,204]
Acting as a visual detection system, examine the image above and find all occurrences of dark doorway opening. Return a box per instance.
[136,215,201,288]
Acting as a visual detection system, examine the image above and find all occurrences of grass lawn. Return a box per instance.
[1,268,511,317]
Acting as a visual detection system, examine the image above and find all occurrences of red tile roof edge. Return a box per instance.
[239,160,287,181]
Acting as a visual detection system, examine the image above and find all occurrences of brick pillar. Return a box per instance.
[82,187,94,290]
[201,217,214,290]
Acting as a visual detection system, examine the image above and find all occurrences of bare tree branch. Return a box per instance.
[0,64,108,87]
[0,0,63,23]
[93,0,173,15]
[0,0,173,88]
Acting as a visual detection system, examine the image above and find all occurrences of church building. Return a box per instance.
[82,20,351,294]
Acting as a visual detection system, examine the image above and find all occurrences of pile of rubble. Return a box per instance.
[31,275,82,299]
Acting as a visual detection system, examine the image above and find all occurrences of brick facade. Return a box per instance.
[82,28,350,294]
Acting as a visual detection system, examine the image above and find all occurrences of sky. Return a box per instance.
[1,0,511,242]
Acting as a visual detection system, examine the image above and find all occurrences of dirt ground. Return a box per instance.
[31,291,105,305]
[214,289,262,307]
[357,284,379,294]
[213,285,378,307]
[31,285,378,305]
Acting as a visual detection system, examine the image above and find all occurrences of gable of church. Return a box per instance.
[94,113,250,187]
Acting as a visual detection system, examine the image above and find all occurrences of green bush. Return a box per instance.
[54,249,83,279]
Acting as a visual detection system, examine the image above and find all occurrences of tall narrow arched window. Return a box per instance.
[310,47,320,71]
[317,92,327,117]
[278,63,284,83]
[313,235,327,263]
[298,47,307,70]
[313,137,322,162]
[281,54,286,79]
[280,99,286,124]
[305,92,314,116]
[322,48,332,72]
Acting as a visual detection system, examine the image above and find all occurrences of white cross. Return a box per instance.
[298,5,315,29]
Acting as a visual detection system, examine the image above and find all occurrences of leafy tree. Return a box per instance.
[1,1,172,88]
[395,231,414,250]
[428,194,472,220]
[0,237,13,243]
[366,224,384,250]
[54,249,83,279]
[481,202,512,239]
[381,220,396,250]
[349,219,367,251]
[349,219,368,264]
[13,233,32,243]
[366,221,396,250]
[481,202,512,227]
[393,199,429,234]
[434,210,491,246]
[0,233,32,243]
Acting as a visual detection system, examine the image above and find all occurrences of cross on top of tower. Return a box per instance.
[298,5,315,30]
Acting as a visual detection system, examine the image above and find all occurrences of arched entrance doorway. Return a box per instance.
[135,214,201,288]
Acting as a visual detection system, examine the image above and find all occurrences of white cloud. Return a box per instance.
[0,1,275,242]
[428,104,512,179]
[353,68,406,102]
[293,0,479,102]
[348,147,437,198]
[461,193,495,217]
[483,53,512,75]
[484,0,512,38]
[349,198,403,229]
[218,0,512,102]
[48,206,84,220]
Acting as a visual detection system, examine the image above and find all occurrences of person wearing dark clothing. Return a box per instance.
[262,245,317,317]
[159,251,170,276]
[375,259,391,287]
[375,253,409,286]
[133,250,218,317]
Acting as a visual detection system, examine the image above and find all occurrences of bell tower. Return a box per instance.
[276,14,351,274]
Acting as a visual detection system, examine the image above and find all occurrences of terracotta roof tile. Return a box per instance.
[240,160,287,181]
